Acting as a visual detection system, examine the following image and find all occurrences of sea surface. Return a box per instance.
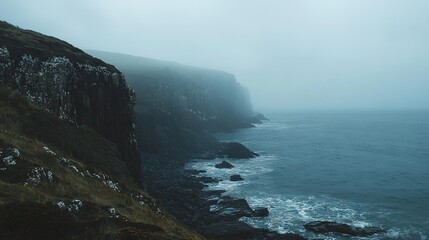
[187,110,429,239]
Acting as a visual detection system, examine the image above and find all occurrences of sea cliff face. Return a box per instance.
[88,51,256,154]
[0,21,208,240]
[0,21,139,179]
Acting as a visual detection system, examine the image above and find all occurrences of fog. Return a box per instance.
[1,0,428,110]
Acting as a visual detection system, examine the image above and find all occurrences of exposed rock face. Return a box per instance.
[219,142,259,159]
[253,207,269,217]
[304,221,386,237]
[0,21,139,180]
[215,161,234,169]
[229,174,244,181]
[88,50,256,155]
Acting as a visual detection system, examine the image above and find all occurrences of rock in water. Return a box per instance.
[304,221,385,237]
[215,161,234,169]
[209,197,254,221]
[219,142,259,159]
[253,207,269,217]
[230,174,244,181]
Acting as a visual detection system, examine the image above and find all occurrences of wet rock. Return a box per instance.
[206,221,306,240]
[304,221,386,237]
[253,207,269,217]
[198,176,219,184]
[210,197,254,221]
[215,161,234,169]
[230,174,244,181]
[184,169,207,175]
[206,221,263,239]
[219,142,259,159]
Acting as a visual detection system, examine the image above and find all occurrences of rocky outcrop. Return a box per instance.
[215,161,234,169]
[304,221,386,237]
[0,21,139,180]
[229,174,244,181]
[253,207,269,217]
[219,142,259,159]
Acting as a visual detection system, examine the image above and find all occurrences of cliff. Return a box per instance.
[0,21,206,239]
[88,50,255,154]
[0,86,205,240]
[0,21,139,179]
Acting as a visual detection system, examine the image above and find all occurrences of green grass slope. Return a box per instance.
[0,86,205,240]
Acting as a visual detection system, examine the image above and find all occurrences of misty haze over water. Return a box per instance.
[189,110,429,239]
[1,1,428,239]
[1,0,428,111]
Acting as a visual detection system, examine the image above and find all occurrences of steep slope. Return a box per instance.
[0,20,205,239]
[0,86,205,240]
[0,21,139,179]
[88,50,255,154]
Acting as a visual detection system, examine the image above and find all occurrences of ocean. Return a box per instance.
[187,110,429,239]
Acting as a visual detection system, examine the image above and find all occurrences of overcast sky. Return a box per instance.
[1,0,428,110]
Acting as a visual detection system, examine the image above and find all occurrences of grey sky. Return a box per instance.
[1,0,428,110]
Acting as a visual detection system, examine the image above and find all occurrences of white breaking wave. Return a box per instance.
[186,157,428,240]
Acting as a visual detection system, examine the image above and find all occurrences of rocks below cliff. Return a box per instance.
[253,207,269,217]
[215,161,234,169]
[207,221,305,240]
[218,142,259,159]
[304,221,385,237]
[230,174,244,181]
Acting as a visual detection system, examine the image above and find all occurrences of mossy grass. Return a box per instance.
[0,85,205,240]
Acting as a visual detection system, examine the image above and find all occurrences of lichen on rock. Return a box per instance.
[0,43,140,180]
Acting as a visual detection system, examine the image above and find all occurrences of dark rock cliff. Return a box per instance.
[0,21,140,180]
[88,51,256,155]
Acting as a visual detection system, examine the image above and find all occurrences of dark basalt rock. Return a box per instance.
[215,161,234,169]
[0,21,140,180]
[253,207,269,217]
[219,142,259,159]
[206,221,263,239]
[198,176,220,184]
[230,174,244,181]
[304,221,386,237]
[206,221,306,240]
[184,169,207,175]
[209,197,254,222]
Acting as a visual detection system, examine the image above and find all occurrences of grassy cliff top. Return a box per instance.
[0,21,119,73]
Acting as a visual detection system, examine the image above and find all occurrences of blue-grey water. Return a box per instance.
[187,111,429,239]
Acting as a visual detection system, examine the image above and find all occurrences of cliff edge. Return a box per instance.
[0,21,139,179]
[88,50,256,155]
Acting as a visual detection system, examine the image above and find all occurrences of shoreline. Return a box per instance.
[140,151,306,240]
